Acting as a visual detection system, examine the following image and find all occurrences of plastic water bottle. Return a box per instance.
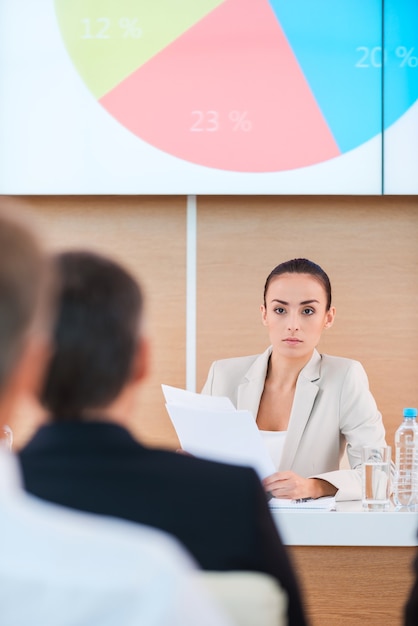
[393,407,418,508]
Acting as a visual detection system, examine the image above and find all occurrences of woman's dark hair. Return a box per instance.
[41,250,143,419]
[263,258,332,310]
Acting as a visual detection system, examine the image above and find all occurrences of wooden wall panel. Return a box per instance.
[8,195,186,450]
[196,196,418,449]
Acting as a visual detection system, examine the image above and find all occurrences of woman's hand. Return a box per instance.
[262,471,337,500]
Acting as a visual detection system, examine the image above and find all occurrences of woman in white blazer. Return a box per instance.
[202,258,386,502]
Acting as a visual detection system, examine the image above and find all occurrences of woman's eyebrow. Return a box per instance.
[270,299,320,305]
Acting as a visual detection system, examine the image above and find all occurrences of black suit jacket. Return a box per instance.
[19,421,308,626]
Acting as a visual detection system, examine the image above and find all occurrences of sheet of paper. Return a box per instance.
[269,496,336,510]
[164,402,276,480]
[162,384,236,411]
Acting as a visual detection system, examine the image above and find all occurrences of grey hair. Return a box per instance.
[0,209,51,392]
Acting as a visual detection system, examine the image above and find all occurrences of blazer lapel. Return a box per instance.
[236,346,272,420]
[279,350,321,470]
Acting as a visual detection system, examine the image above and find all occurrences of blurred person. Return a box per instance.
[19,250,309,626]
[0,207,231,626]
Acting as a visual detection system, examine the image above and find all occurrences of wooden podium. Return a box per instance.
[271,501,417,626]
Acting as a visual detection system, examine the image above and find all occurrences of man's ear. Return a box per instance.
[0,335,51,426]
[131,336,151,383]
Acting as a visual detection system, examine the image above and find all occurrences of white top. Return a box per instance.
[260,431,287,470]
[0,448,231,626]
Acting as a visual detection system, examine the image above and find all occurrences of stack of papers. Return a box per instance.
[163,386,337,511]
[162,384,276,480]
[269,496,336,510]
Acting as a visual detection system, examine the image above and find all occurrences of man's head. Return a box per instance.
[41,250,147,420]
[0,208,53,425]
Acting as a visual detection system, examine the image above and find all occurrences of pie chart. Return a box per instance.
[54,0,418,173]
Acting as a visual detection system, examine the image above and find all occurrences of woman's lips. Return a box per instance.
[282,338,302,344]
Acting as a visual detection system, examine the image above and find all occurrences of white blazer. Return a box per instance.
[202,347,386,501]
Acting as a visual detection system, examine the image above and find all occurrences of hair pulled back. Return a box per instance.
[263,258,332,310]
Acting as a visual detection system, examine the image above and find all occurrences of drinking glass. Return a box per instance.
[362,445,391,511]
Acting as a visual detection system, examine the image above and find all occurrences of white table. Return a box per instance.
[271,500,418,546]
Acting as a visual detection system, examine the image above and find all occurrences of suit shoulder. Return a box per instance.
[319,353,367,378]
[320,353,363,368]
[210,353,262,376]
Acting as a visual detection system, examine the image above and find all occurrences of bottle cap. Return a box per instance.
[403,407,418,418]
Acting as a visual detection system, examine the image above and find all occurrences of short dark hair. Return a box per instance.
[41,251,143,419]
[263,258,332,310]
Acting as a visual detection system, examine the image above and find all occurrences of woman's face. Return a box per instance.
[261,273,335,359]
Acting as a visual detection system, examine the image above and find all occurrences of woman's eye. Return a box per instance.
[302,308,314,315]
[274,307,286,314]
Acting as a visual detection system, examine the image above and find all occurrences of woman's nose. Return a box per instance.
[287,314,299,331]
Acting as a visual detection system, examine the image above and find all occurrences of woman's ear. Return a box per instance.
[324,306,336,329]
[260,304,268,326]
